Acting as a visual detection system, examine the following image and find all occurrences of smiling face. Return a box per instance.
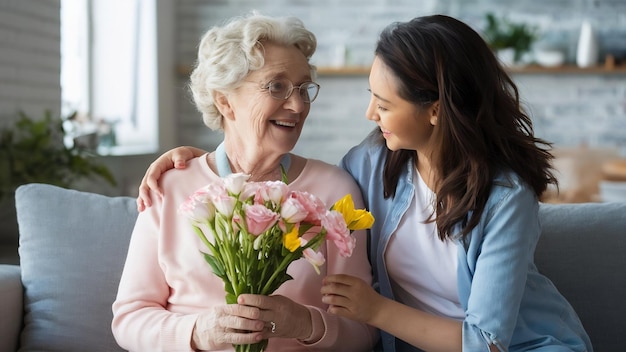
[366,56,438,153]
[216,41,314,157]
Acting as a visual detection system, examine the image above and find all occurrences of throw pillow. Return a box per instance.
[16,183,137,352]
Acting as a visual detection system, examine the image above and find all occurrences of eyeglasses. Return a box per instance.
[261,79,320,103]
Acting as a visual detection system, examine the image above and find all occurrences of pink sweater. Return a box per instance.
[112,155,377,351]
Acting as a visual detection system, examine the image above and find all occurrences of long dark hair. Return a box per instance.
[375,15,557,240]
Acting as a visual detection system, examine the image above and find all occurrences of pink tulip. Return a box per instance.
[332,234,356,257]
[321,210,350,241]
[223,172,250,195]
[178,196,215,224]
[254,181,288,206]
[280,194,309,223]
[290,191,327,224]
[321,210,355,257]
[243,204,279,236]
[212,193,237,217]
[195,183,226,203]
[240,182,262,201]
[303,248,325,274]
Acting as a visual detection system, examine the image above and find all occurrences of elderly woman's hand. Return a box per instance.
[237,294,320,342]
[191,304,266,349]
[136,146,206,211]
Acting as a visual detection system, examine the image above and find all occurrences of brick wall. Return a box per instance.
[516,74,626,148]
[0,0,61,123]
[0,0,624,189]
[174,0,626,165]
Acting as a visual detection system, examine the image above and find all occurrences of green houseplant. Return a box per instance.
[0,110,117,258]
[483,12,537,64]
[0,110,116,200]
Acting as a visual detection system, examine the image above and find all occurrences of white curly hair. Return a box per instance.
[189,11,318,130]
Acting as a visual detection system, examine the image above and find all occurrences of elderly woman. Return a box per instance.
[111,12,377,351]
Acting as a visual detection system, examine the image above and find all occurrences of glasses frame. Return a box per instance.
[261,79,320,104]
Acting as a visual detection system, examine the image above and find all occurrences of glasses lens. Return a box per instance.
[267,79,291,100]
[301,82,320,103]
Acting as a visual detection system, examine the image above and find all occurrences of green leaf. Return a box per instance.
[202,251,226,278]
[299,223,314,235]
[225,292,237,304]
[482,12,537,61]
[280,164,289,184]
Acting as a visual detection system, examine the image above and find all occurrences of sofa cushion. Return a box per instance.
[16,183,137,352]
[536,201,626,352]
[0,264,22,352]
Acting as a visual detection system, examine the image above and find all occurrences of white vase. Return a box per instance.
[576,20,599,68]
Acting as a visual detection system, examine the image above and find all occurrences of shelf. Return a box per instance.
[177,63,626,77]
[316,66,371,76]
[97,144,159,157]
[506,63,626,75]
[316,63,626,76]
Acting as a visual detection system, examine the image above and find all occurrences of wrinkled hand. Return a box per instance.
[237,294,314,341]
[321,274,383,324]
[136,146,203,211]
[192,304,265,350]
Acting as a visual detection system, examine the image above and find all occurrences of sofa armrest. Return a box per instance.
[0,264,22,352]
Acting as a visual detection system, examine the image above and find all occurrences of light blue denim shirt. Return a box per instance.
[339,135,593,352]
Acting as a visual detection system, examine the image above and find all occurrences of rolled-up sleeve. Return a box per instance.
[459,183,539,350]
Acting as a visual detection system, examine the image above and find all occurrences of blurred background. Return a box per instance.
[1,0,626,203]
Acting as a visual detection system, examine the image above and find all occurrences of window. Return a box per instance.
[61,0,158,155]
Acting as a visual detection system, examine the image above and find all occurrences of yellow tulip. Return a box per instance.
[332,194,375,231]
[283,225,301,252]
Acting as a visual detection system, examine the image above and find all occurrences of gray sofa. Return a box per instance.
[0,183,625,351]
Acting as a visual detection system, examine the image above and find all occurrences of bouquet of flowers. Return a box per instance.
[179,173,374,352]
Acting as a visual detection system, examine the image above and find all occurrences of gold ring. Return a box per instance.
[270,321,276,333]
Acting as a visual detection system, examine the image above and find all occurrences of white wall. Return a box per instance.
[0,0,61,123]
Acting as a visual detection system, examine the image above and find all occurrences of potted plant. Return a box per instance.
[0,110,117,252]
[483,12,538,65]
